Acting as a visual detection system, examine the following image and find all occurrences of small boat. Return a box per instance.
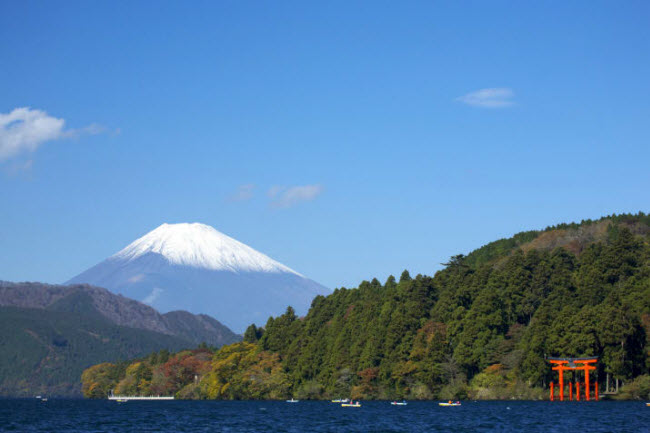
[342,401,361,407]
[35,395,42,399]
[439,401,461,407]
[391,400,407,406]
[40,398,48,402]
[116,399,128,403]
[331,398,349,403]
[286,398,299,403]
[646,403,650,407]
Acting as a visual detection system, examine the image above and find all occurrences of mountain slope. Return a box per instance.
[0,306,191,397]
[162,310,240,347]
[0,281,240,347]
[67,223,330,332]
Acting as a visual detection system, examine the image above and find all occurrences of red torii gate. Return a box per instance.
[548,357,598,401]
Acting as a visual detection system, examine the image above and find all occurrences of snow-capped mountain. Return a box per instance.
[67,223,330,332]
[112,223,300,274]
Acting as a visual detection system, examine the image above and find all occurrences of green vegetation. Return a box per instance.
[0,306,191,397]
[0,280,240,397]
[616,374,650,400]
[464,212,650,268]
[82,213,650,400]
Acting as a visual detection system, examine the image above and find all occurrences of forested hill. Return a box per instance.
[0,282,240,347]
[0,282,240,397]
[82,213,650,400]
[463,213,650,268]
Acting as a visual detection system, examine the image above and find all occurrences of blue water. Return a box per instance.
[1,400,648,432]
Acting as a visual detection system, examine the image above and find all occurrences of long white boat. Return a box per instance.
[108,395,175,401]
[108,391,174,401]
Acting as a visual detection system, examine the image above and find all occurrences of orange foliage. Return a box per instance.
[485,364,505,373]
[358,367,379,384]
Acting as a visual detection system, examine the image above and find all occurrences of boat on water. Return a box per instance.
[391,401,407,406]
[439,401,461,407]
[341,401,361,407]
[108,390,174,401]
[286,398,299,403]
[331,398,350,403]
[108,395,174,401]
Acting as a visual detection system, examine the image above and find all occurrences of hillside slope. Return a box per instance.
[463,213,650,268]
[0,282,240,347]
[0,306,191,397]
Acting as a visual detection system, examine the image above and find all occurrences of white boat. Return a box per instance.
[391,400,407,406]
[331,398,349,403]
[286,398,299,403]
[108,390,174,401]
[439,401,461,406]
[342,401,361,407]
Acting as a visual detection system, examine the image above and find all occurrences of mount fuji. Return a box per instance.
[67,223,330,332]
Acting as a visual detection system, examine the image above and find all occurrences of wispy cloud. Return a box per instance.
[267,185,284,199]
[229,183,255,202]
[0,107,108,161]
[128,274,145,283]
[142,287,163,305]
[64,123,107,138]
[456,88,515,108]
[269,184,323,208]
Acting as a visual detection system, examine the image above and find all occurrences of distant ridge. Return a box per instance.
[0,281,240,347]
[67,223,330,332]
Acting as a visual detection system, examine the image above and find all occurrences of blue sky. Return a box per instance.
[1,1,649,289]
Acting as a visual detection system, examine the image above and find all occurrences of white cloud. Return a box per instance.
[456,88,515,108]
[127,274,145,283]
[229,184,255,202]
[267,185,284,198]
[269,184,323,208]
[64,123,107,138]
[0,107,107,161]
[142,287,163,305]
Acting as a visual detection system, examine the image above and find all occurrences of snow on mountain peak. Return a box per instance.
[112,223,301,275]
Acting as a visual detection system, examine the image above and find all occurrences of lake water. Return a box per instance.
[1,400,648,432]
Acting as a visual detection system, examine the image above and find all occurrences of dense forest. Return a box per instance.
[0,306,192,397]
[82,213,650,400]
[0,282,240,397]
